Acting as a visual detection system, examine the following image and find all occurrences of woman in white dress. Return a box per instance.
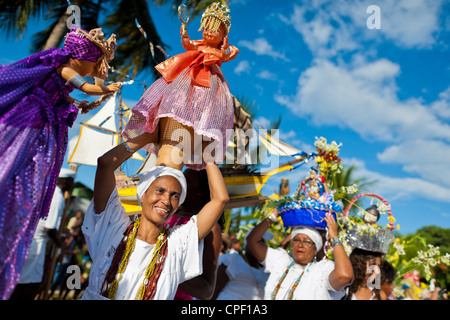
[80,133,229,300]
[246,210,353,300]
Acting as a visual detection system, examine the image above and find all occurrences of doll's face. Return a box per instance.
[70,58,96,76]
[202,24,226,46]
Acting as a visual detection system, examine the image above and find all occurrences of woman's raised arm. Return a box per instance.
[93,133,157,214]
[195,163,229,240]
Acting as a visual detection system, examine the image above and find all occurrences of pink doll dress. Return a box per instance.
[123,42,238,170]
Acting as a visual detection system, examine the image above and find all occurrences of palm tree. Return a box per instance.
[0,0,60,37]
[330,164,377,214]
[0,0,227,80]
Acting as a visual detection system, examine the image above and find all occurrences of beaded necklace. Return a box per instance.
[270,261,313,300]
[103,216,168,300]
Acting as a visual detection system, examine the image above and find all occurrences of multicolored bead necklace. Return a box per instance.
[104,216,168,300]
[270,261,313,300]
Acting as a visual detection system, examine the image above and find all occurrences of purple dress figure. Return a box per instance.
[0,26,119,299]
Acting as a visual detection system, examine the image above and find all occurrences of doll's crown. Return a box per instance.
[198,2,232,35]
[77,28,117,62]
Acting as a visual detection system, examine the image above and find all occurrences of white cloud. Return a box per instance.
[377,0,443,48]
[430,87,450,119]
[274,57,450,201]
[278,0,444,57]
[377,139,450,189]
[238,37,290,61]
[256,69,277,81]
[234,60,251,75]
[274,58,450,143]
[254,116,270,129]
[344,157,450,203]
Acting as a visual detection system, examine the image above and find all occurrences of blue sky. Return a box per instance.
[1,0,450,235]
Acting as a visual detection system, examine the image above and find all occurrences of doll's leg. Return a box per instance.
[156,117,200,170]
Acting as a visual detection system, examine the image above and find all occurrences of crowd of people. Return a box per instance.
[8,168,446,301]
[0,2,447,302]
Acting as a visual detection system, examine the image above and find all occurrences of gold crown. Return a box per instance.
[198,2,232,35]
[77,28,117,79]
[78,28,117,62]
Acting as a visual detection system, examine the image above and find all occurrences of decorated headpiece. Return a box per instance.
[198,2,232,35]
[342,193,396,255]
[63,26,117,79]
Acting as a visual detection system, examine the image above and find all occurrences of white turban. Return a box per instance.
[291,226,323,252]
[136,166,187,206]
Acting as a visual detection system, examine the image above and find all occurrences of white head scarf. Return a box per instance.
[136,166,187,206]
[290,226,323,252]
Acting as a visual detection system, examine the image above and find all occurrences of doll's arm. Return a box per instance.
[197,40,239,62]
[60,66,122,95]
[181,27,198,51]
[66,96,88,110]
[220,37,239,62]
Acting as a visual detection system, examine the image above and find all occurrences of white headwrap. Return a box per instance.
[136,166,187,206]
[291,226,323,252]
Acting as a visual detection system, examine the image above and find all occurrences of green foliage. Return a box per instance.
[387,227,450,290]
[0,0,224,80]
[0,0,60,37]
[331,164,376,214]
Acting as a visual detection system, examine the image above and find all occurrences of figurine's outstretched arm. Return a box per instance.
[59,65,121,95]
[181,27,198,51]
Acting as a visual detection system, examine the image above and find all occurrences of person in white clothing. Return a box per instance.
[212,230,272,300]
[80,133,229,300]
[246,210,353,300]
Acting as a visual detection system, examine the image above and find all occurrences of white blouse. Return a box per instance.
[80,188,204,300]
[263,247,345,300]
[216,252,269,300]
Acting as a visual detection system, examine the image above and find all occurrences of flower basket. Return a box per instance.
[278,200,337,231]
[342,193,395,254]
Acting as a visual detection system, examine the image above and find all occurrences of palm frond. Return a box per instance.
[0,0,59,38]
[153,0,223,19]
[104,0,169,81]
[30,4,67,52]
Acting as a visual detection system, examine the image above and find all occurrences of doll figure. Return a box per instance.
[295,167,327,199]
[362,204,381,225]
[294,166,341,212]
[123,2,239,171]
[0,26,120,299]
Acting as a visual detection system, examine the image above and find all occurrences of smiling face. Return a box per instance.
[140,176,182,227]
[291,234,317,266]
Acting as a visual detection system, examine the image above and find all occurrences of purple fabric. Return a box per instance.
[0,48,70,115]
[63,26,103,63]
[0,48,79,299]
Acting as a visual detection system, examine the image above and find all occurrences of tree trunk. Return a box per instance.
[42,0,84,50]
[42,14,70,50]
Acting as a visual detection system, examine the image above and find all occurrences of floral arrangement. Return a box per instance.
[387,237,450,281]
[314,136,343,181]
